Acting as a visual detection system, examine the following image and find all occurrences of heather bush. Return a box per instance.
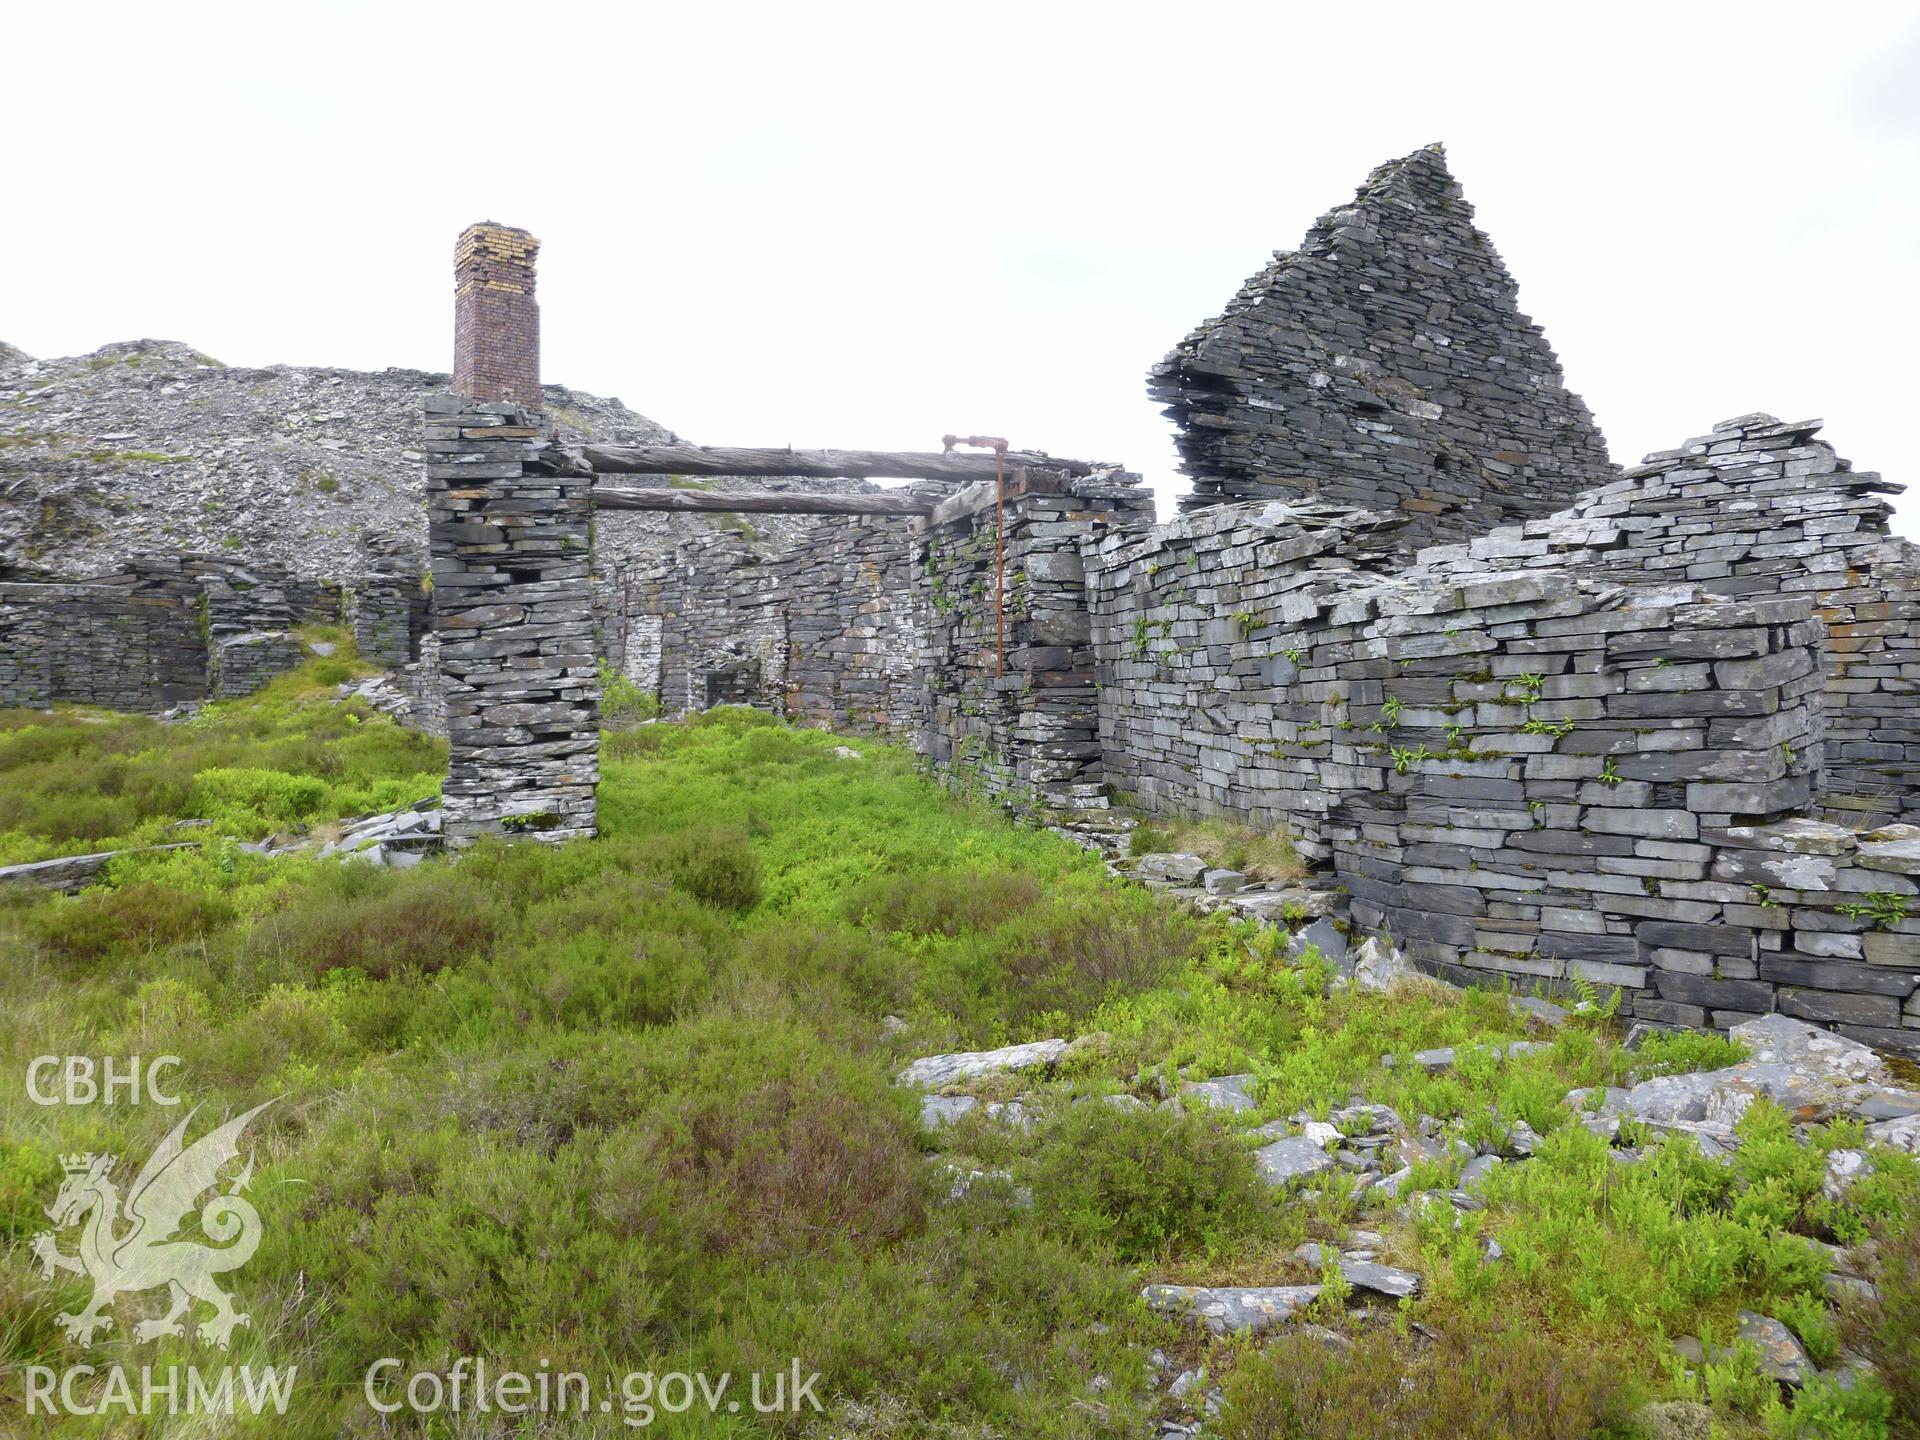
[1218,1321,1639,1439]
[1028,1100,1275,1261]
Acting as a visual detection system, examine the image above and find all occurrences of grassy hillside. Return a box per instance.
[0,673,1914,1437]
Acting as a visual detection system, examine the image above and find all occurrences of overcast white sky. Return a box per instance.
[6,2,1918,528]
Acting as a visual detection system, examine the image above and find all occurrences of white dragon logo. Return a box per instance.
[29,1100,275,1348]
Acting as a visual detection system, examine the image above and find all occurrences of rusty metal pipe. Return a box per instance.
[943,434,1011,675]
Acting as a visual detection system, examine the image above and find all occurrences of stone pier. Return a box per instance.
[429,222,598,846]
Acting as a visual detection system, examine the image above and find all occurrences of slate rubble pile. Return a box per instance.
[0,337,688,587]
[0,337,861,711]
[892,1008,1909,1431]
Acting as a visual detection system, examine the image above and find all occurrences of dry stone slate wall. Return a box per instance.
[1413,414,1920,823]
[1150,145,1615,546]
[651,530,786,717]
[1082,428,1920,1054]
[352,550,428,670]
[606,512,923,735]
[0,555,308,711]
[0,586,51,707]
[912,467,1155,808]
[426,394,599,846]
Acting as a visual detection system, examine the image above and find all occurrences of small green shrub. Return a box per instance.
[849,867,1044,937]
[246,867,500,979]
[653,826,763,911]
[1629,1029,1749,1081]
[1027,1101,1273,1261]
[599,660,661,726]
[1779,1373,1894,1440]
[1129,824,1176,857]
[1852,1207,1920,1435]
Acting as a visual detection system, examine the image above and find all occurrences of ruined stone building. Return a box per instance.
[592,145,1920,1054]
[5,145,1917,1055]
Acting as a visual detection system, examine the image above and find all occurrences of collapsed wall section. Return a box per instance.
[1151,145,1615,545]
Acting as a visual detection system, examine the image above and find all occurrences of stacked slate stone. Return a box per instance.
[1086,518,1919,1050]
[1314,582,1826,1023]
[1084,500,1412,860]
[354,548,425,670]
[912,466,1154,809]
[426,394,598,846]
[1413,415,1920,822]
[0,555,311,710]
[0,568,202,712]
[390,632,449,738]
[0,585,50,707]
[595,560,665,703]
[189,557,304,699]
[606,508,924,734]
[121,556,214,706]
[286,579,346,627]
[1149,145,1615,547]
[643,530,785,717]
[772,512,920,733]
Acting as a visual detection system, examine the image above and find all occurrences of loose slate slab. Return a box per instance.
[1142,1283,1324,1336]
[1338,1259,1421,1299]
[1720,1311,1813,1386]
[1510,996,1572,1028]
[1254,1136,1337,1186]
[0,843,198,893]
[1621,1062,1848,1127]
[897,1038,1069,1089]
[1392,1040,1549,1073]
[1728,1014,1885,1085]
[1289,916,1349,972]
[1132,852,1207,885]
[1292,1244,1421,1298]
[1856,836,1920,875]
[920,1094,979,1128]
[1869,1114,1920,1152]
[1182,1073,1259,1113]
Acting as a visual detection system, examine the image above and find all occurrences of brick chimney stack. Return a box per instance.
[452,222,541,409]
